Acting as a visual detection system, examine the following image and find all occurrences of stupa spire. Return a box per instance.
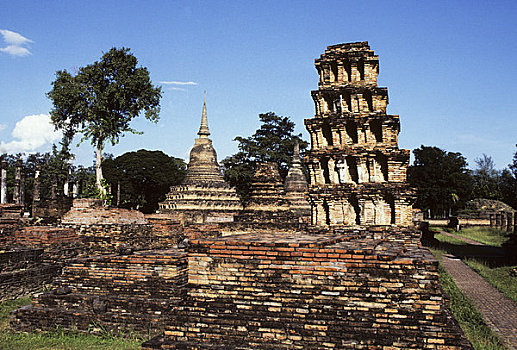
[292,139,300,163]
[198,91,210,138]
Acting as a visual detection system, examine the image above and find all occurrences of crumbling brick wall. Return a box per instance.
[10,249,188,336]
[0,248,60,301]
[143,229,470,349]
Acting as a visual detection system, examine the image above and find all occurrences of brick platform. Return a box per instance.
[11,249,188,336]
[144,228,471,349]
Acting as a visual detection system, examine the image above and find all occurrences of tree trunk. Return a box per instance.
[96,143,106,196]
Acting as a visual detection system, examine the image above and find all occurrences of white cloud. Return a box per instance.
[159,81,198,86]
[167,87,186,91]
[0,114,62,154]
[0,29,33,57]
[0,45,31,57]
[0,124,6,132]
[0,29,32,45]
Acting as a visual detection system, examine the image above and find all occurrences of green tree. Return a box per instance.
[102,149,186,213]
[221,112,308,201]
[501,145,517,209]
[47,47,162,195]
[471,154,501,200]
[408,146,472,218]
[510,144,517,178]
[499,168,517,209]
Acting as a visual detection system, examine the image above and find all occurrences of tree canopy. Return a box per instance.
[102,149,186,213]
[47,47,162,193]
[408,145,472,217]
[471,154,501,200]
[221,112,308,200]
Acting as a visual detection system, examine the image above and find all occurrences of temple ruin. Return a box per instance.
[6,42,471,349]
[158,94,243,223]
[305,42,415,227]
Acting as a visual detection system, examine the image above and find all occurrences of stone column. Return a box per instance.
[19,161,25,206]
[13,160,22,204]
[1,160,7,203]
[506,213,513,232]
[33,170,41,202]
[63,171,69,197]
[117,181,121,207]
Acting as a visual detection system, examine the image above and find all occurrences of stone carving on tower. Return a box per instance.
[305,42,415,227]
[158,94,243,223]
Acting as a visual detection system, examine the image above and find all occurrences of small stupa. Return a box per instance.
[158,93,243,223]
[284,141,311,218]
[235,162,301,226]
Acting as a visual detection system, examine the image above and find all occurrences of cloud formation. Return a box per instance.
[0,124,6,133]
[0,114,62,154]
[0,29,33,57]
[159,81,198,86]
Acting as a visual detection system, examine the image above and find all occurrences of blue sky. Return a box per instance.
[1,0,516,169]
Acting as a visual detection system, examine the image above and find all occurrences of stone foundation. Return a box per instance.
[143,228,470,349]
[0,248,60,301]
[10,249,188,337]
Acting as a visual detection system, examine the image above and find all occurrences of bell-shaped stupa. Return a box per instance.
[159,94,243,223]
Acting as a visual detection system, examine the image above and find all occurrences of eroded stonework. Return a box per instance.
[158,96,242,223]
[284,141,311,218]
[305,42,415,227]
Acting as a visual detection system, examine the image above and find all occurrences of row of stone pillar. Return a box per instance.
[0,159,77,206]
[0,159,25,205]
[489,212,516,232]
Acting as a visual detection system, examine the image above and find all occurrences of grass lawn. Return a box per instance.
[429,247,507,350]
[0,298,142,350]
[464,259,517,304]
[454,227,510,247]
[430,229,517,305]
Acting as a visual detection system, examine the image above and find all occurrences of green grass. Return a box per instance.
[437,264,507,350]
[434,232,468,245]
[464,259,517,304]
[0,298,31,329]
[454,227,509,247]
[0,298,142,350]
[429,248,507,349]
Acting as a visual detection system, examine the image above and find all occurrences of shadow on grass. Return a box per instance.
[424,238,510,268]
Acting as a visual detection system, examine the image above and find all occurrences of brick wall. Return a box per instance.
[0,248,60,301]
[11,249,188,336]
[144,228,470,349]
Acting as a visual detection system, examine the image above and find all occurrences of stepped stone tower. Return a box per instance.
[305,42,415,227]
[158,95,243,223]
[284,141,311,217]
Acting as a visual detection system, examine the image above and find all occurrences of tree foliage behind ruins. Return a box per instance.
[47,47,162,193]
[221,112,308,201]
[408,146,473,217]
[102,149,186,213]
[408,145,517,217]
